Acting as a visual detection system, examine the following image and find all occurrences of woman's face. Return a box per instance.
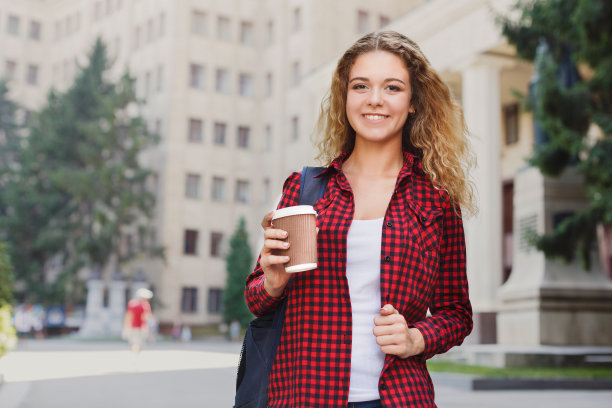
[346,50,413,147]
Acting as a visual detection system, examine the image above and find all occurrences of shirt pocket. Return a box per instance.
[406,200,443,254]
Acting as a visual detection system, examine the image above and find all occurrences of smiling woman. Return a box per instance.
[245,30,476,408]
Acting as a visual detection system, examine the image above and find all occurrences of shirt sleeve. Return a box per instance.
[411,202,473,360]
[245,172,301,316]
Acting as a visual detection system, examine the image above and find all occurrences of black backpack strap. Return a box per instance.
[299,166,328,206]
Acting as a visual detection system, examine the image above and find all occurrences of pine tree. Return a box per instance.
[222,217,254,326]
[499,0,612,268]
[0,38,161,304]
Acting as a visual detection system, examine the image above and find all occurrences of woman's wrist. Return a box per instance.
[263,276,284,298]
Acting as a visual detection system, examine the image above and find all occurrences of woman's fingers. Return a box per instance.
[261,254,289,266]
[261,211,274,229]
[263,228,288,240]
[263,239,290,251]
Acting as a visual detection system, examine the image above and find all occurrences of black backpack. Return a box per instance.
[234,166,328,408]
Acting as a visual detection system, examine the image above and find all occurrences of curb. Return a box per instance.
[472,378,612,391]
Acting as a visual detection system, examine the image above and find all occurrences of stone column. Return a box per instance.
[79,266,105,337]
[461,58,505,343]
[108,269,127,337]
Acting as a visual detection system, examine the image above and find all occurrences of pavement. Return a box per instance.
[0,338,611,408]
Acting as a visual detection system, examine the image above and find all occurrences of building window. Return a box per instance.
[186,173,201,199]
[146,19,154,43]
[291,116,299,141]
[144,71,152,97]
[265,72,273,97]
[207,288,223,314]
[235,180,250,204]
[26,65,38,85]
[8,15,20,36]
[191,10,207,36]
[190,64,205,89]
[156,65,163,92]
[181,287,198,313]
[211,176,226,201]
[292,62,300,86]
[133,26,141,49]
[155,119,162,138]
[184,229,199,255]
[95,2,103,21]
[264,125,272,151]
[105,0,112,15]
[5,60,17,80]
[240,21,253,45]
[237,126,250,148]
[266,20,274,44]
[357,10,369,34]
[504,104,519,145]
[262,178,270,204]
[159,13,166,37]
[213,122,226,145]
[210,232,223,257]
[379,15,390,28]
[75,12,82,31]
[66,16,73,35]
[238,73,253,97]
[217,16,231,41]
[292,8,301,32]
[29,20,41,40]
[188,118,203,142]
[215,68,230,93]
[54,21,62,40]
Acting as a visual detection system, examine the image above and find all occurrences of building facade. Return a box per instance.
[3,0,610,343]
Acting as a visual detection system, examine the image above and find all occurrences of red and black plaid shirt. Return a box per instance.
[246,151,472,407]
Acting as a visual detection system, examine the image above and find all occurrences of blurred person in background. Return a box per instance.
[123,288,153,353]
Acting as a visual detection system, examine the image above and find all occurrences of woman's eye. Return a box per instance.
[352,84,367,90]
[387,85,401,92]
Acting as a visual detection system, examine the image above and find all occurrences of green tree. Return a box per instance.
[499,0,612,268]
[0,38,161,304]
[222,217,254,326]
[0,241,17,358]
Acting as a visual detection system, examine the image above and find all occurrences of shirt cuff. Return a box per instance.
[410,320,439,360]
[250,274,283,314]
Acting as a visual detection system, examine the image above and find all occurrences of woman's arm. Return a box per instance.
[410,202,473,360]
[245,172,301,316]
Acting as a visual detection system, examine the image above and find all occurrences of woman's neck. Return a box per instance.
[343,140,403,177]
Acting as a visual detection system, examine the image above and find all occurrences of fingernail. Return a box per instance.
[281,231,288,237]
[283,242,289,248]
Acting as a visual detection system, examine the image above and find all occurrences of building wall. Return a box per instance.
[0,0,430,327]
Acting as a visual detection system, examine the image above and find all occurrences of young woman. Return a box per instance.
[246,30,476,408]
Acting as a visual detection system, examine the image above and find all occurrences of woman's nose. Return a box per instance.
[367,88,383,106]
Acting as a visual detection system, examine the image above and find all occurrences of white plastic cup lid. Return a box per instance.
[272,205,317,220]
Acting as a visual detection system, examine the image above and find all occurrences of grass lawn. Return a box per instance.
[427,361,612,379]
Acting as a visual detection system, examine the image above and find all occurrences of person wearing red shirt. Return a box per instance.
[246,30,476,407]
[123,288,153,354]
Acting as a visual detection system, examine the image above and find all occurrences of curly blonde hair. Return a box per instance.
[315,31,476,215]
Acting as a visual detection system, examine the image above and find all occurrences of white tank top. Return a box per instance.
[346,217,386,402]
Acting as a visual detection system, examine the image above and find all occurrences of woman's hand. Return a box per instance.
[373,304,425,359]
[260,211,291,298]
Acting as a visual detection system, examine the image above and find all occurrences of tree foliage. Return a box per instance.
[500,0,612,268]
[0,241,17,358]
[0,38,161,304]
[222,217,254,326]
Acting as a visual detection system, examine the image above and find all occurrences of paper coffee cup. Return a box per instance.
[272,205,318,273]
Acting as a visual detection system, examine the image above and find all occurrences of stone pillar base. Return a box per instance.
[498,166,612,346]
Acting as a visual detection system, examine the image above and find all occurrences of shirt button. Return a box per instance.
[386,221,392,228]
[384,256,391,262]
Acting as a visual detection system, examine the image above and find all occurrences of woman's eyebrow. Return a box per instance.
[348,76,406,85]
